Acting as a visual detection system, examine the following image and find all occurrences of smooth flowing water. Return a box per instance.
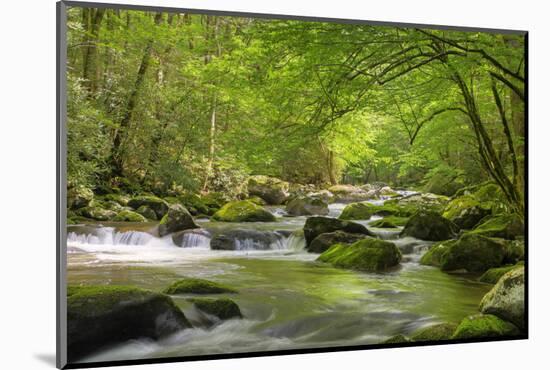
[67,198,491,363]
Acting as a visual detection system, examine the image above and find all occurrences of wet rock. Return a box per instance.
[210,229,283,250]
[112,209,147,222]
[317,238,401,272]
[158,204,199,236]
[67,186,94,209]
[440,234,508,273]
[327,184,377,202]
[128,195,169,219]
[307,231,368,254]
[248,175,290,205]
[67,285,191,362]
[470,214,524,240]
[303,216,373,246]
[136,205,157,220]
[163,278,237,294]
[451,314,520,339]
[411,323,457,341]
[190,298,242,320]
[400,211,458,241]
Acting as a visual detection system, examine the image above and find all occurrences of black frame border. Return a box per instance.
[56,1,529,369]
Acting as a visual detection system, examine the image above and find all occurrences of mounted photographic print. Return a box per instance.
[57,1,527,368]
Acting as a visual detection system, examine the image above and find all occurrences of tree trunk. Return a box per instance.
[202,96,217,191]
[82,8,105,95]
[109,12,163,177]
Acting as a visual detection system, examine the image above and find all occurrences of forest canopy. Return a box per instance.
[66,7,525,214]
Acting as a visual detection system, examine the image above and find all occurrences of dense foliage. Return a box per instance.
[66,8,525,214]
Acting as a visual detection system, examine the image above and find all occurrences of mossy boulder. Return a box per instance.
[136,205,157,220]
[470,214,524,240]
[451,314,520,339]
[382,334,411,344]
[163,278,237,295]
[113,209,147,222]
[101,193,130,206]
[76,206,116,221]
[190,298,242,320]
[128,195,169,219]
[307,231,368,254]
[67,285,191,362]
[178,194,211,216]
[248,175,290,205]
[303,216,373,246]
[443,194,491,230]
[480,267,525,330]
[247,196,267,206]
[306,190,335,204]
[479,263,523,284]
[400,211,458,241]
[317,238,401,272]
[212,200,276,222]
[286,196,329,216]
[339,202,375,220]
[504,240,525,264]
[419,240,455,267]
[410,323,458,341]
[158,204,199,236]
[440,233,508,273]
[370,216,409,228]
[423,169,464,196]
[328,184,376,202]
[67,186,94,209]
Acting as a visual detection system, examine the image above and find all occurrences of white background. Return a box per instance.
[0,0,547,369]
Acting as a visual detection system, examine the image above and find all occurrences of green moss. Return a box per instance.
[338,202,375,220]
[101,193,130,206]
[451,314,520,339]
[440,233,507,273]
[307,231,367,254]
[113,210,147,222]
[136,205,157,220]
[411,323,457,341]
[419,240,455,267]
[190,298,242,319]
[317,238,401,272]
[158,204,198,236]
[128,195,169,219]
[443,194,481,220]
[76,206,116,221]
[382,334,410,344]
[212,200,276,222]
[400,211,458,241]
[470,214,524,240]
[479,264,522,284]
[247,196,267,206]
[163,278,237,295]
[303,216,371,246]
[370,216,409,228]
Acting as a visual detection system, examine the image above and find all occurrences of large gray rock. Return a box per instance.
[158,204,199,236]
[400,211,458,241]
[128,195,169,219]
[286,196,329,216]
[248,175,289,205]
[480,266,525,330]
[303,216,374,246]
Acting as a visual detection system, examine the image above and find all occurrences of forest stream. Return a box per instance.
[67,193,491,363]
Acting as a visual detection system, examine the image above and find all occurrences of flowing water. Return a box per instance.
[67,194,491,363]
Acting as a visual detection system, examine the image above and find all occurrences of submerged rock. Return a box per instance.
[410,323,457,341]
[286,196,329,216]
[248,175,290,205]
[210,229,283,250]
[67,285,191,362]
[440,234,508,273]
[307,231,368,254]
[158,204,199,237]
[112,209,147,222]
[480,267,525,330]
[212,200,276,222]
[317,238,401,272]
[470,214,524,240]
[163,278,237,295]
[190,298,242,320]
[400,211,458,241]
[128,195,169,219]
[451,314,520,339]
[303,216,373,246]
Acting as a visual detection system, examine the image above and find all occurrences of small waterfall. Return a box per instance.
[284,230,306,252]
[172,229,211,248]
[67,227,153,246]
[328,203,346,218]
